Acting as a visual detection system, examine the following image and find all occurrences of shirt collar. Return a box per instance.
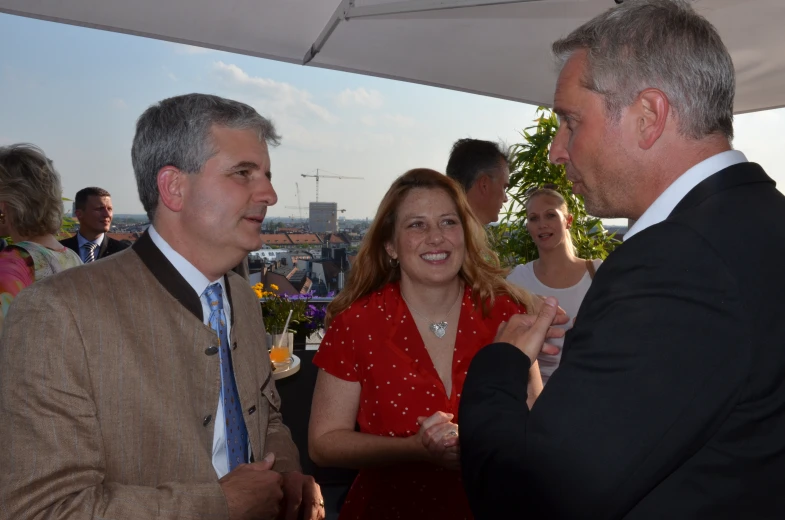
[624,150,747,241]
[147,225,225,299]
[77,232,104,248]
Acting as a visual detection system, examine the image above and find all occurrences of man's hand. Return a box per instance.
[495,297,564,363]
[279,471,325,520]
[220,453,284,520]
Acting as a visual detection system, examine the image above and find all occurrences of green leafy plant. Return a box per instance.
[490,107,620,266]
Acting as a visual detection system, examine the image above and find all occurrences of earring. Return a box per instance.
[0,211,5,224]
[389,257,399,268]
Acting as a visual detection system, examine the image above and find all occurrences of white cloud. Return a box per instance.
[360,115,377,127]
[110,98,127,110]
[170,43,213,55]
[162,66,178,81]
[337,87,384,109]
[212,61,337,124]
[383,113,416,128]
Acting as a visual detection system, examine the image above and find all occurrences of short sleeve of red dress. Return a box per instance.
[312,308,361,383]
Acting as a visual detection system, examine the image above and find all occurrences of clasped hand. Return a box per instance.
[413,411,461,471]
[219,453,325,520]
[495,296,567,363]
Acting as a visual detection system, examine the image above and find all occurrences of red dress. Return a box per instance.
[313,282,527,520]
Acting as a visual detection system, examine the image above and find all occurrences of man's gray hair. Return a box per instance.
[552,0,734,141]
[131,93,281,221]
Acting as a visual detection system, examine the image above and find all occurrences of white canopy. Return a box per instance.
[2,0,784,113]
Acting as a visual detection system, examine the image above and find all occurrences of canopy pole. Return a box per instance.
[346,0,539,19]
[302,0,355,64]
[303,0,536,64]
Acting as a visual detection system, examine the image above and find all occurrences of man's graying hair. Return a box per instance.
[552,0,734,141]
[132,93,281,221]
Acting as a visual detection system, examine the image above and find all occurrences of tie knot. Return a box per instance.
[203,283,224,309]
[85,242,97,251]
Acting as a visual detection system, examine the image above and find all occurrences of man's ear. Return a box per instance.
[74,208,83,222]
[157,166,187,213]
[636,88,670,151]
[476,174,490,195]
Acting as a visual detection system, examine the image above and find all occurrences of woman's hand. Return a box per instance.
[412,411,461,470]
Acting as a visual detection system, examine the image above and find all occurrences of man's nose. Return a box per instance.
[550,126,569,165]
[255,177,278,206]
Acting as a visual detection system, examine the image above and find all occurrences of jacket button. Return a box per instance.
[204,346,219,356]
[203,414,212,426]
[248,406,257,415]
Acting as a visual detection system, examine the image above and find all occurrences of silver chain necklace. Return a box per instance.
[401,285,463,339]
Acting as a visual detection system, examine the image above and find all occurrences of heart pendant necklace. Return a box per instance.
[401,284,463,339]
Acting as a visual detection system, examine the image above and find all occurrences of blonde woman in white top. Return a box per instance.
[507,187,601,385]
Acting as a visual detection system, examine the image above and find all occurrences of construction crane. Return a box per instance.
[301,169,363,202]
[284,182,307,219]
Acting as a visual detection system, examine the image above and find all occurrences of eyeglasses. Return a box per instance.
[524,183,559,197]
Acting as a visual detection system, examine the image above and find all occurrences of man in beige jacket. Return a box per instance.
[0,94,323,520]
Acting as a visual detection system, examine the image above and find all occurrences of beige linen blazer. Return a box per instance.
[0,232,299,519]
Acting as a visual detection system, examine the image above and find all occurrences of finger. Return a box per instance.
[551,312,571,326]
[284,475,306,520]
[420,411,453,431]
[260,452,276,471]
[544,327,566,340]
[541,342,561,356]
[493,321,508,342]
[523,297,559,357]
[245,453,276,472]
[423,422,457,449]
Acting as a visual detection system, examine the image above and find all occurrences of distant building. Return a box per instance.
[309,202,339,233]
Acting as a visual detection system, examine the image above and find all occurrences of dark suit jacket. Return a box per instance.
[460,162,785,519]
[60,232,129,260]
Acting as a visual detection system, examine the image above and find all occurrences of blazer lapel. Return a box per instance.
[98,235,110,259]
[132,231,203,321]
[671,162,773,217]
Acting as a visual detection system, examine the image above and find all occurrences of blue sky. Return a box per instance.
[1,12,783,220]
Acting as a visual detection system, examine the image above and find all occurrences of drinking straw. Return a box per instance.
[277,309,294,348]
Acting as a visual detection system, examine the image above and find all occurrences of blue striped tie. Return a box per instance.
[84,242,97,263]
[203,283,249,471]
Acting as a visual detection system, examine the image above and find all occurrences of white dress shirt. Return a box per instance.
[148,225,242,478]
[624,150,747,241]
[76,232,104,263]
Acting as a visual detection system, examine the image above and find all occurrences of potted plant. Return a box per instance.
[254,283,311,350]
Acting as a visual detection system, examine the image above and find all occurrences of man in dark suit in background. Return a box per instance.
[445,138,510,226]
[60,186,128,262]
[460,0,785,518]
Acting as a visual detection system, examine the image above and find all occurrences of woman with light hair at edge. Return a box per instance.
[0,144,82,331]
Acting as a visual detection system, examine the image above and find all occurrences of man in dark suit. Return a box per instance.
[460,1,785,518]
[445,138,510,226]
[60,187,128,262]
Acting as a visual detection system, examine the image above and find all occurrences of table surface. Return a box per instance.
[272,354,301,380]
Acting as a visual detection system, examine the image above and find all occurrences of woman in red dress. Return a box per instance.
[309,168,542,519]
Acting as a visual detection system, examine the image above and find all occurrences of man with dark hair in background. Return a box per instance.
[60,186,128,262]
[445,138,510,226]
